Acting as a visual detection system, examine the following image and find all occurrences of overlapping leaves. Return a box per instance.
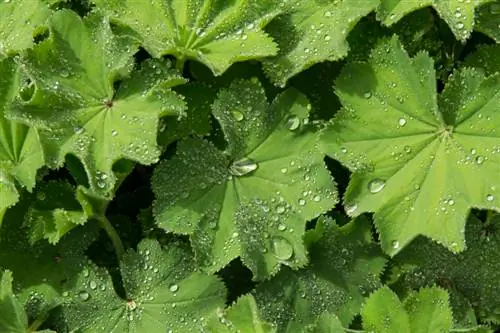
[92,0,281,75]
[153,79,337,279]
[321,36,500,255]
[253,216,386,332]
[8,10,186,196]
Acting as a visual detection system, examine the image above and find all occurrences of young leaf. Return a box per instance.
[0,58,44,224]
[253,217,386,331]
[92,0,281,75]
[0,270,28,333]
[464,44,500,75]
[475,2,500,43]
[8,10,186,196]
[152,79,337,279]
[205,294,276,333]
[321,36,500,255]
[376,0,494,41]
[361,286,453,333]
[263,0,379,87]
[0,0,52,57]
[361,286,411,333]
[392,214,500,323]
[60,239,226,332]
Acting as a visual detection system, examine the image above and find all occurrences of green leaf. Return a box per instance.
[61,239,226,333]
[0,57,45,225]
[0,270,28,333]
[92,0,281,75]
[152,79,337,278]
[403,286,453,333]
[475,2,500,43]
[0,0,52,57]
[309,313,344,333]
[25,181,88,245]
[321,36,500,255]
[392,214,500,323]
[361,286,410,333]
[8,10,186,196]
[464,44,500,75]
[263,0,378,87]
[254,216,386,331]
[205,295,276,333]
[158,82,214,148]
[376,0,494,41]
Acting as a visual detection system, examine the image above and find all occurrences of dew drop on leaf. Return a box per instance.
[368,179,386,193]
[487,194,494,202]
[229,158,258,176]
[398,118,407,127]
[169,284,179,292]
[286,115,300,131]
[272,237,294,261]
[231,110,244,121]
[345,202,357,215]
[391,240,399,249]
[78,291,90,301]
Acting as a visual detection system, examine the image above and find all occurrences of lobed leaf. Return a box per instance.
[321,36,500,255]
[92,0,281,75]
[376,0,496,41]
[253,216,386,332]
[263,0,378,87]
[152,79,337,279]
[8,10,186,196]
[60,239,226,333]
[475,1,500,43]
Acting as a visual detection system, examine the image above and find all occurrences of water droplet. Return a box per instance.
[111,129,118,137]
[313,195,321,202]
[391,240,399,249]
[456,22,464,29]
[475,156,484,165]
[447,199,455,206]
[487,194,494,202]
[272,237,294,261]
[90,281,97,290]
[78,291,90,301]
[169,284,179,292]
[286,115,300,131]
[368,179,386,193]
[278,223,286,231]
[398,118,407,127]
[298,199,306,206]
[364,92,372,99]
[276,205,285,214]
[232,110,244,121]
[280,168,288,174]
[345,202,357,215]
[229,158,258,176]
[127,300,137,311]
[341,147,348,153]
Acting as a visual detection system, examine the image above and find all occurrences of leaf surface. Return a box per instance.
[92,0,281,75]
[361,286,410,333]
[153,79,337,278]
[321,36,500,255]
[8,10,186,196]
[475,2,500,43]
[253,217,386,331]
[61,239,226,333]
[376,0,494,41]
[263,0,378,87]
[0,0,52,57]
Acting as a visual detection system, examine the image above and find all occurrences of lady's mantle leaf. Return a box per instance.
[26,181,88,245]
[376,0,495,41]
[321,36,500,255]
[205,294,276,333]
[152,79,337,279]
[475,1,500,43]
[92,0,281,75]
[464,44,500,75]
[361,286,452,333]
[8,10,186,196]
[253,217,386,332]
[0,0,52,57]
[263,0,378,87]
[61,239,226,333]
[0,58,44,224]
[0,270,28,333]
[392,214,500,323]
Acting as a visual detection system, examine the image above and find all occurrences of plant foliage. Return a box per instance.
[0,0,499,332]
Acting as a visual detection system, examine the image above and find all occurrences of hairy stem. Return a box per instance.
[175,56,186,72]
[96,215,125,259]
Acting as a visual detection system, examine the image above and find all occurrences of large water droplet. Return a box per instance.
[286,115,300,131]
[368,179,386,193]
[232,110,244,121]
[272,237,294,261]
[229,158,258,176]
[78,291,90,301]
